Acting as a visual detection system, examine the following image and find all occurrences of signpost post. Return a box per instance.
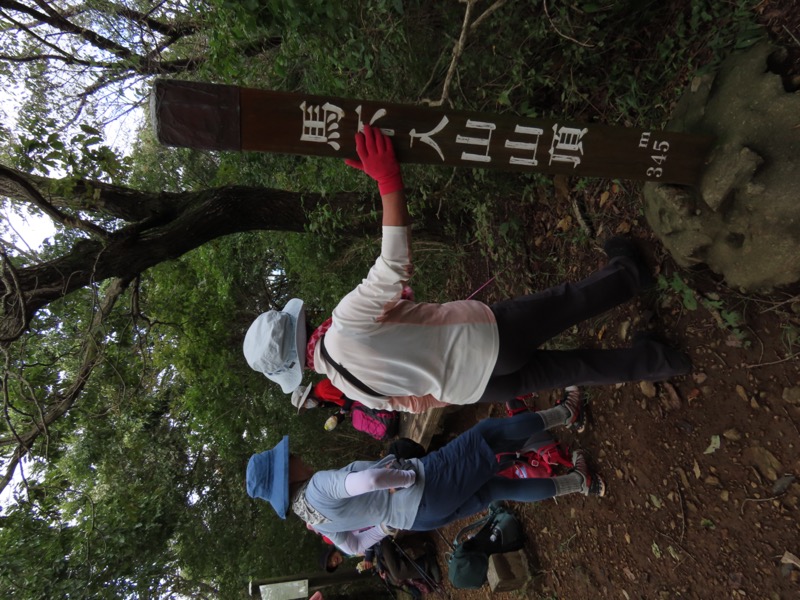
[151,79,714,186]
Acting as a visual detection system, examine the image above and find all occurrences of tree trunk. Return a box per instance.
[1,183,373,341]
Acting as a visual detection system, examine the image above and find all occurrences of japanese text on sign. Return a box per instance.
[299,101,589,169]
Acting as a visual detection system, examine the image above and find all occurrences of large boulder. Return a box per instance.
[644,43,800,291]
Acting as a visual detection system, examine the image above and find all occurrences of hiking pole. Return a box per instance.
[389,537,454,600]
[465,274,497,300]
[376,570,398,600]
[434,528,454,551]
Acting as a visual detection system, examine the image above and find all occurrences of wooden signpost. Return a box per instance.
[151,79,714,185]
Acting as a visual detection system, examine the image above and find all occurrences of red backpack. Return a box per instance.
[350,404,399,441]
[496,426,573,479]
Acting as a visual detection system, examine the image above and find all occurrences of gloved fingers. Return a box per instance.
[382,132,396,161]
[372,126,387,154]
[344,158,364,171]
[362,123,377,156]
[353,130,368,162]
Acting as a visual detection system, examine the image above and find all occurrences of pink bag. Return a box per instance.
[350,404,399,441]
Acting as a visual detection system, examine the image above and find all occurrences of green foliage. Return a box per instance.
[658,273,698,311]
[2,1,770,598]
[657,275,750,345]
[13,116,130,181]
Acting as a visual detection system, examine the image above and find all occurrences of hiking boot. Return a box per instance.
[633,331,693,378]
[603,236,654,289]
[571,450,606,497]
[570,450,606,498]
[556,386,587,433]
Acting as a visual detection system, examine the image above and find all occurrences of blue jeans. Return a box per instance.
[410,412,557,531]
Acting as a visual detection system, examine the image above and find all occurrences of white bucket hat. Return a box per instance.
[243,298,307,393]
[290,384,314,413]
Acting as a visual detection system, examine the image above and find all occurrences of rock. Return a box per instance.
[772,475,795,495]
[661,382,681,411]
[487,550,531,592]
[736,385,748,402]
[783,387,800,405]
[742,446,782,481]
[705,475,720,486]
[693,372,708,384]
[644,43,800,291]
[720,490,730,502]
[723,428,742,441]
[640,381,657,398]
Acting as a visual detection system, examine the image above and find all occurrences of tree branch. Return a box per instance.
[0,165,111,241]
[0,276,132,496]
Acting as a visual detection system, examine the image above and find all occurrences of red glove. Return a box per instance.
[345,124,404,196]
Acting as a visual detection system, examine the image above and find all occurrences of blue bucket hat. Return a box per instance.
[246,436,290,519]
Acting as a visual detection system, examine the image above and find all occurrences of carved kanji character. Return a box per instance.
[504,125,544,166]
[456,120,496,163]
[548,124,588,168]
[300,101,345,150]
[355,106,395,136]
[409,116,450,161]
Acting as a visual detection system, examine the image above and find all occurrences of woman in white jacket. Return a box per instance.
[243,125,690,412]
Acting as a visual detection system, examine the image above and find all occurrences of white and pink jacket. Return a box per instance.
[314,225,499,412]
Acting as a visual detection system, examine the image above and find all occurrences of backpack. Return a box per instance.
[373,534,441,596]
[447,502,525,589]
[350,404,399,441]
[496,430,573,479]
[388,437,427,460]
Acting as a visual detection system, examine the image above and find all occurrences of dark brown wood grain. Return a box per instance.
[153,79,715,185]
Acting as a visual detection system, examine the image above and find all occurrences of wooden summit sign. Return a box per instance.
[151,79,714,185]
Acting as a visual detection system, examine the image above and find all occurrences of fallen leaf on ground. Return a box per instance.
[781,552,800,570]
[615,221,632,234]
[704,435,721,454]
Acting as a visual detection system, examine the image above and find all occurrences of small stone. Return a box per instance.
[705,475,721,486]
[693,372,708,384]
[743,446,782,482]
[772,475,795,495]
[720,490,730,502]
[783,387,800,405]
[736,385,748,401]
[750,397,760,409]
[723,428,742,441]
[640,381,657,398]
[676,468,690,488]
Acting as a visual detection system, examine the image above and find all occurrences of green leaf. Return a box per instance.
[703,435,720,454]
[651,541,662,558]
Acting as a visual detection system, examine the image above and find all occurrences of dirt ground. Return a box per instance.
[423,195,799,600]
[411,7,800,600]
[421,81,800,600]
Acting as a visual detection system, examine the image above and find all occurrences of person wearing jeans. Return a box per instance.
[246,393,604,550]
